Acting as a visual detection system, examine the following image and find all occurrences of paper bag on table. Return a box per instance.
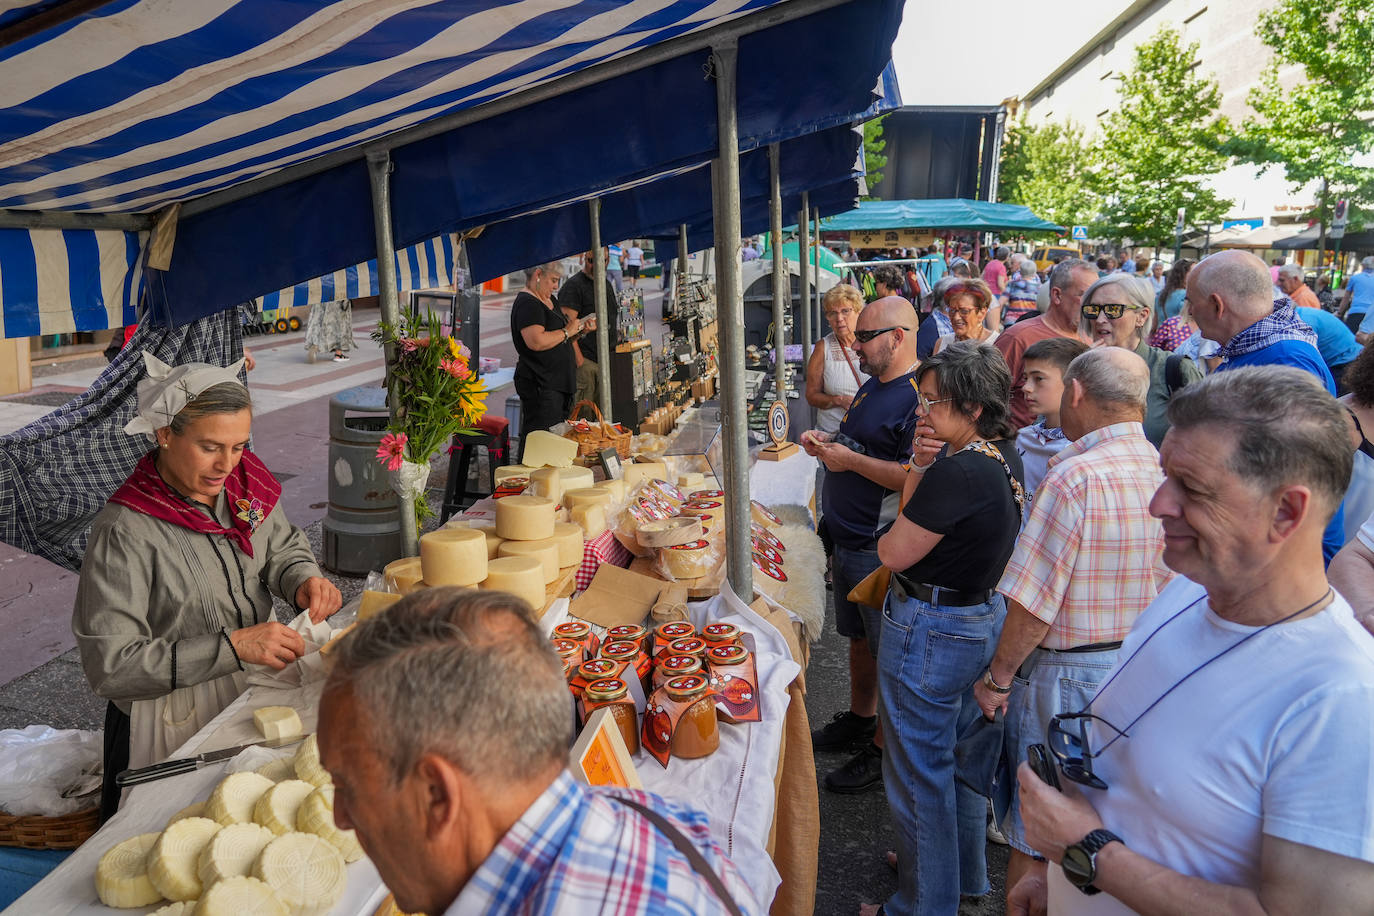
[246,610,333,688]
[569,565,664,629]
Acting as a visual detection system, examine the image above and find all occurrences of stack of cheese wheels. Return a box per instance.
[482,494,557,610]
[383,556,425,594]
[419,527,487,587]
[680,500,723,536]
[481,556,546,610]
[661,538,712,580]
[497,539,560,584]
[550,521,586,568]
[445,518,504,559]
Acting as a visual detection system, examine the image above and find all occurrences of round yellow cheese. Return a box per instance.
[570,503,607,538]
[563,487,612,511]
[480,556,546,611]
[445,519,504,558]
[495,494,556,541]
[497,538,560,584]
[419,528,488,586]
[494,464,537,485]
[550,522,586,568]
[661,539,712,579]
[383,557,423,594]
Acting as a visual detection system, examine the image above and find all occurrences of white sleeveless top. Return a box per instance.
[818,333,870,433]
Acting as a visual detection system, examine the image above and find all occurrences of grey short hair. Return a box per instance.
[1063,347,1149,410]
[523,261,562,284]
[1048,258,1095,294]
[326,588,571,786]
[1362,256,1374,271]
[169,381,251,434]
[1166,367,1351,517]
[1278,263,1304,280]
[916,341,1017,440]
[994,246,1010,260]
[1082,274,1156,312]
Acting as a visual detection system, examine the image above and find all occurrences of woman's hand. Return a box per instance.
[910,422,942,469]
[296,576,343,623]
[230,622,306,669]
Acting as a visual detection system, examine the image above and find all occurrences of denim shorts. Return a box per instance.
[1002,645,1119,855]
[831,543,883,651]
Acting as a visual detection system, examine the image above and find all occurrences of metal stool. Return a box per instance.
[439,415,511,523]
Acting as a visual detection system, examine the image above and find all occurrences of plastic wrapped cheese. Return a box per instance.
[751,499,783,529]
[481,556,547,611]
[522,430,577,468]
[570,503,607,538]
[681,500,723,536]
[497,539,560,584]
[419,528,488,586]
[597,478,628,503]
[383,556,424,594]
[660,539,712,580]
[496,494,556,541]
[622,461,669,489]
[357,589,403,621]
[563,487,613,511]
[494,464,538,485]
[550,522,586,568]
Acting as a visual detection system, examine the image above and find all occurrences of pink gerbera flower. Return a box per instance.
[441,358,470,381]
[377,431,407,471]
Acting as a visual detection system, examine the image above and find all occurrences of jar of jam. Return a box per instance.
[667,636,707,660]
[600,639,651,694]
[707,643,749,666]
[664,674,719,759]
[655,621,695,655]
[701,622,740,649]
[654,653,703,689]
[576,657,621,686]
[583,678,640,755]
[606,624,649,655]
[552,638,582,679]
[553,620,599,658]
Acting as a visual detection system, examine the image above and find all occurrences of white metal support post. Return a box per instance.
[768,143,787,400]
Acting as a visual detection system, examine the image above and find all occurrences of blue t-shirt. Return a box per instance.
[1347,270,1374,317]
[1297,307,1361,368]
[822,370,921,549]
[1216,342,1343,563]
[916,311,952,360]
[607,245,623,272]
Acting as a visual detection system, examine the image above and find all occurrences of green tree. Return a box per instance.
[999,119,1097,235]
[1093,25,1232,246]
[862,115,887,200]
[1231,0,1374,239]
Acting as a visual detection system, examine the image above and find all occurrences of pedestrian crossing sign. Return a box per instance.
[1071,226,1088,241]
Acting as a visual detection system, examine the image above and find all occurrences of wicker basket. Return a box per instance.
[0,805,100,849]
[563,400,632,459]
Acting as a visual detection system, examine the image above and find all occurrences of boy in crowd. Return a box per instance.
[1016,337,1090,518]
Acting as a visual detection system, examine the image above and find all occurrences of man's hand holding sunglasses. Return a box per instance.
[1017,759,1106,867]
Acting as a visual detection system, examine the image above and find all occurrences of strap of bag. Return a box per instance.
[963,440,1026,519]
[1165,353,1187,395]
[609,795,746,916]
[838,339,864,389]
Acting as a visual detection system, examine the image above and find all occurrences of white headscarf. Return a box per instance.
[122,351,248,440]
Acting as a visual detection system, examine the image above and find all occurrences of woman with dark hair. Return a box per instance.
[866,342,1025,915]
[1340,342,1374,543]
[1156,257,1194,325]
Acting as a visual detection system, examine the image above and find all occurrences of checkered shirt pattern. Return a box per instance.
[1217,299,1318,362]
[0,309,243,570]
[997,422,1172,649]
[446,770,759,916]
[575,528,633,591]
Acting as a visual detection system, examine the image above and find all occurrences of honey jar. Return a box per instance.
[553,620,599,659]
[606,623,649,655]
[701,622,740,649]
[663,674,719,759]
[653,653,703,689]
[600,639,651,694]
[667,636,707,660]
[583,677,640,755]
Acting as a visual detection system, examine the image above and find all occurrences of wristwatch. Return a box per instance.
[1061,828,1124,895]
[982,668,1012,694]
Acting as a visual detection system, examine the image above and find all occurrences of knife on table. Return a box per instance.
[114,735,305,787]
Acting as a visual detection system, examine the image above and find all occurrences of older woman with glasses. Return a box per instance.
[863,342,1025,916]
[806,283,870,434]
[932,277,999,355]
[1080,274,1201,447]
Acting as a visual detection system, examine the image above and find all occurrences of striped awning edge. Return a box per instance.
[255,233,457,311]
[0,228,145,339]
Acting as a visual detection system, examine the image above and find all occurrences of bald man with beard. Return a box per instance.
[801,296,924,793]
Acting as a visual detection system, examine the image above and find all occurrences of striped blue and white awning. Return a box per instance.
[0,0,904,336]
[0,228,145,338]
[255,234,456,311]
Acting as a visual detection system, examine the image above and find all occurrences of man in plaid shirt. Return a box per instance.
[971,346,1172,908]
[318,589,759,916]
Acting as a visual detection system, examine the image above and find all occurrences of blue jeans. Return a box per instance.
[831,543,883,651]
[878,589,1006,915]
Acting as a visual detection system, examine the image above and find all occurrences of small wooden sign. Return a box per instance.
[759,400,797,461]
[570,706,642,789]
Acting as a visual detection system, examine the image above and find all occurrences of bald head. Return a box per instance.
[853,295,920,380]
[1187,250,1276,342]
[863,295,919,328]
[1059,346,1150,440]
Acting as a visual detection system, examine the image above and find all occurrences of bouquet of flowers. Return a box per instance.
[372,305,488,527]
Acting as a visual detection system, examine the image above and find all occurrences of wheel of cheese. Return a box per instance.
[445,519,504,559]
[570,502,607,538]
[636,516,703,548]
[497,538,560,584]
[495,494,556,540]
[563,487,612,511]
[751,499,782,528]
[481,556,547,612]
[383,556,423,594]
[661,539,712,579]
[494,464,538,485]
[550,522,586,567]
[681,501,723,536]
[597,478,628,503]
[419,528,488,586]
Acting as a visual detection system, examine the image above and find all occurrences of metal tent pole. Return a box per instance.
[710,42,752,600]
[813,205,822,344]
[589,199,612,420]
[768,144,787,400]
[799,190,812,355]
[679,223,689,290]
[366,150,418,558]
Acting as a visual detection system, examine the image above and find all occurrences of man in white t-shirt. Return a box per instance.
[1012,366,1374,915]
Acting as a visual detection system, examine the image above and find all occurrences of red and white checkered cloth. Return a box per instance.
[575,528,632,592]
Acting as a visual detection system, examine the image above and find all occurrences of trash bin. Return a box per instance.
[322,386,404,575]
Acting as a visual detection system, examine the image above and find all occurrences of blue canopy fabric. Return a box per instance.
[820,199,1064,233]
[0,228,145,338]
[0,0,903,332]
[256,232,457,311]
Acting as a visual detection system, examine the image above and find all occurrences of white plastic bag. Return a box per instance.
[0,725,102,817]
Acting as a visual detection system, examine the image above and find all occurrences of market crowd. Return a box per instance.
[802,246,1374,915]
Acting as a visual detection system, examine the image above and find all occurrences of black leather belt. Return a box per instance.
[891,573,994,608]
[1045,641,1123,654]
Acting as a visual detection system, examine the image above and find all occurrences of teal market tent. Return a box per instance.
[819,199,1064,233]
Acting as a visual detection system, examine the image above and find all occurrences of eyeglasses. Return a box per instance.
[1046,711,1129,790]
[916,391,955,414]
[853,325,910,343]
[947,307,982,319]
[1080,303,1141,320]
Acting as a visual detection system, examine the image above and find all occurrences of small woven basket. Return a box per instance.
[0,805,100,849]
[563,400,632,459]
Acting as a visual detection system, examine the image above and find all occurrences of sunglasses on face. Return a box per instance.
[853,325,910,343]
[1046,711,1128,790]
[1081,303,1141,320]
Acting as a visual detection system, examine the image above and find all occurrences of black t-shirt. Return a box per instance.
[511,291,576,394]
[900,438,1024,591]
[557,270,619,361]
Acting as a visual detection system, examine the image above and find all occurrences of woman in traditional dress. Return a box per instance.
[74,353,342,819]
[304,298,355,361]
